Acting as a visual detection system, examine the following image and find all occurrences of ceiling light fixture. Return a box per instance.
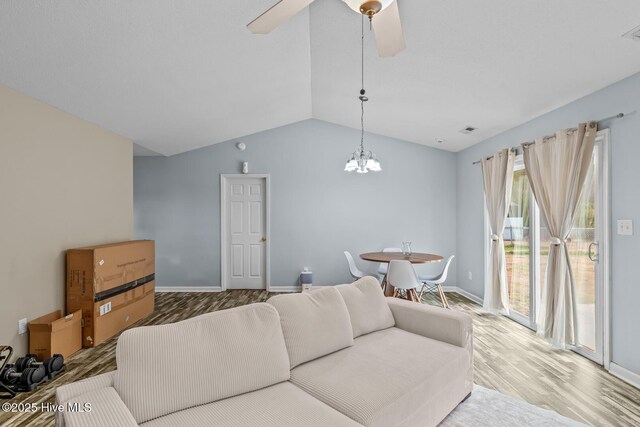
[342,0,393,19]
[345,15,381,174]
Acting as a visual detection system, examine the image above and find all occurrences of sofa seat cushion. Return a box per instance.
[335,277,395,338]
[268,286,353,368]
[140,382,362,427]
[290,327,471,427]
[114,303,290,424]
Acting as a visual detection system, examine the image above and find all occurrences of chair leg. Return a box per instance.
[418,283,426,300]
[409,288,420,303]
[437,285,450,309]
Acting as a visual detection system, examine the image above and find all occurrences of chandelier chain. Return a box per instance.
[360,14,365,154]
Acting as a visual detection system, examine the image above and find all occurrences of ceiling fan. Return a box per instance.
[247,0,405,57]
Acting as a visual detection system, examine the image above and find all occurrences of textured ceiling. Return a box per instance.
[1,1,640,155]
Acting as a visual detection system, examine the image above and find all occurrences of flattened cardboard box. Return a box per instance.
[28,310,82,360]
[66,240,155,347]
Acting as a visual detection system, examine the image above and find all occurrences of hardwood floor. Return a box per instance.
[447,293,640,426]
[1,291,638,426]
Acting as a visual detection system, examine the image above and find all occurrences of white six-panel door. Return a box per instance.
[221,175,269,290]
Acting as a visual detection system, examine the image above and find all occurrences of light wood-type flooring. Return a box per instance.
[1,291,638,426]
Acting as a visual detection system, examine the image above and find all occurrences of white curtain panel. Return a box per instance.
[522,122,597,348]
[481,148,515,314]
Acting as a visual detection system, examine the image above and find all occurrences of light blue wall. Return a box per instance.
[455,72,640,376]
[134,119,457,289]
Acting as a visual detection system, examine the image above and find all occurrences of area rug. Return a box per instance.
[440,385,588,426]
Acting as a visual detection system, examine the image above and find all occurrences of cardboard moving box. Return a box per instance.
[67,240,155,348]
[29,310,82,360]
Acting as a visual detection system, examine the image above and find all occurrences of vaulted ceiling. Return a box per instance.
[2,1,640,156]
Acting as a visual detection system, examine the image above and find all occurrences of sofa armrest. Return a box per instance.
[55,371,117,427]
[62,387,138,427]
[387,298,474,394]
[386,298,472,349]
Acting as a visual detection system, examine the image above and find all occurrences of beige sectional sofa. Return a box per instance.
[55,277,473,427]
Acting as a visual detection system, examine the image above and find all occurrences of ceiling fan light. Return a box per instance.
[342,0,394,15]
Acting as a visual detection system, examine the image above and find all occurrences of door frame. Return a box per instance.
[601,129,611,369]
[220,174,271,291]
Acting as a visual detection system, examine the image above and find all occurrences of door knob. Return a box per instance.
[261,237,267,242]
[588,242,598,262]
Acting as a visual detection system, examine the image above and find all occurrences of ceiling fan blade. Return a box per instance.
[372,0,405,57]
[247,0,315,34]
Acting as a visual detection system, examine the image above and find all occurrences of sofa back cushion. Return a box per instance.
[114,303,290,424]
[336,276,395,338]
[267,287,353,369]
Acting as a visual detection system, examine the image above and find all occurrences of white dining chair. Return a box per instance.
[344,251,365,280]
[386,260,421,302]
[377,247,402,280]
[417,255,455,308]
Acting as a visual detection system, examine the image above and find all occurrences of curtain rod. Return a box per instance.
[472,112,630,165]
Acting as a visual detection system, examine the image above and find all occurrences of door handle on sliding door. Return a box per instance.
[588,242,599,262]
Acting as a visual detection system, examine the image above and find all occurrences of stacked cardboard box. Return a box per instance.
[66,240,155,348]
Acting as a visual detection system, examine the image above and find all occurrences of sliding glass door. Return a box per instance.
[571,138,606,363]
[496,131,608,364]
[504,161,534,326]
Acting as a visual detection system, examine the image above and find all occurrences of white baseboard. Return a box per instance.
[269,286,301,293]
[155,286,223,292]
[609,362,640,389]
[442,286,484,305]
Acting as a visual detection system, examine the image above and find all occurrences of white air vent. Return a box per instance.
[459,126,477,135]
[622,24,640,41]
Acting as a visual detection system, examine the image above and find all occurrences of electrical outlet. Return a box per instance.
[617,219,633,236]
[18,318,28,335]
[468,271,473,281]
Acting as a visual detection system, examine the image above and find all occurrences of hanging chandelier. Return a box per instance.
[344,15,381,174]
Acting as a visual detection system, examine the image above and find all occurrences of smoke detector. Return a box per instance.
[459,126,478,135]
[622,24,640,41]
